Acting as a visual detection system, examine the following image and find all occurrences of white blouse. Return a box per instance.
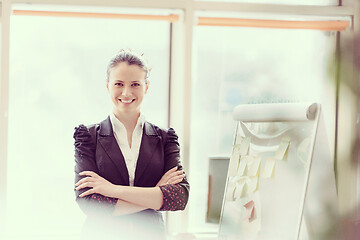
[109,113,145,186]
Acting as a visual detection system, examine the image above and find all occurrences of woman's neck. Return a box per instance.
[113,110,140,130]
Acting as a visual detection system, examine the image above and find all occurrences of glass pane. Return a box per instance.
[196,0,338,6]
[7,13,170,237]
[189,26,336,232]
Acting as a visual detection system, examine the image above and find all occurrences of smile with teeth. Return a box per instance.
[119,99,135,104]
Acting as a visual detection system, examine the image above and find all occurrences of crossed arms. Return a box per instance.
[73,124,189,216]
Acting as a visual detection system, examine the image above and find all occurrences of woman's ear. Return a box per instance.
[106,81,109,92]
[145,81,150,94]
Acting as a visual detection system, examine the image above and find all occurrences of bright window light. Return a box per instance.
[189,25,336,233]
[7,7,170,238]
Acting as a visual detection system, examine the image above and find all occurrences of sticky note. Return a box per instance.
[235,136,243,146]
[239,137,251,155]
[262,158,276,178]
[226,182,236,201]
[247,156,261,177]
[247,176,259,194]
[243,200,255,221]
[237,156,248,176]
[234,179,246,199]
[275,137,290,160]
[228,147,240,177]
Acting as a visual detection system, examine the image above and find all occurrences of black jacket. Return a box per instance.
[73,116,189,239]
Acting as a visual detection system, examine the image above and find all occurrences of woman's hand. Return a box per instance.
[156,166,185,187]
[75,171,120,198]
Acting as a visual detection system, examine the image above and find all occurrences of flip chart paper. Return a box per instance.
[233,102,315,122]
[229,147,240,177]
[235,136,243,146]
[239,137,251,155]
[262,158,276,178]
[247,176,259,194]
[234,179,246,199]
[226,182,236,201]
[220,103,341,240]
[275,137,290,160]
[247,156,261,177]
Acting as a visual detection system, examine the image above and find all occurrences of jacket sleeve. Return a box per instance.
[158,128,190,211]
[73,124,117,216]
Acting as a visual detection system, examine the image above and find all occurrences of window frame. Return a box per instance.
[0,0,358,238]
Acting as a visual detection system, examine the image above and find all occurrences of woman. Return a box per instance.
[73,50,190,240]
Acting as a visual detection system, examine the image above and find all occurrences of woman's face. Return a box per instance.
[106,62,148,116]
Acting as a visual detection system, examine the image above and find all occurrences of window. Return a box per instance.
[0,1,356,239]
[7,6,170,238]
[195,0,337,6]
[188,25,337,232]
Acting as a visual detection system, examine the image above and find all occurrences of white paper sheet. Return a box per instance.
[262,158,276,178]
[275,137,290,160]
[229,146,240,177]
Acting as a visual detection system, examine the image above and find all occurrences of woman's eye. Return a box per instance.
[132,83,140,87]
[114,83,123,86]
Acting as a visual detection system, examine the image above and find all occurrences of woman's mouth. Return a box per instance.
[119,99,135,104]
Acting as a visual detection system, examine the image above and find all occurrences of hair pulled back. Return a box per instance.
[106,49,150,83]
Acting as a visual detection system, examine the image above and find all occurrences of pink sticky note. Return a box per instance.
[243,200,255,221]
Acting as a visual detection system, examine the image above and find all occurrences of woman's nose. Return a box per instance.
[121,86,131,96]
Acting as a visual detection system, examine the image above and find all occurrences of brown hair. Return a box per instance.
[106,49,150,83]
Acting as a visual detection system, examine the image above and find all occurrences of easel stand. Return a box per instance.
[218,103,342,240]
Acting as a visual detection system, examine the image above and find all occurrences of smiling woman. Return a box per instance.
[73,50,189,240]
[106,52,150,120]
[6,9,172,240]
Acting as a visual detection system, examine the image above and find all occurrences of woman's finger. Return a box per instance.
[79,171,98,178]
[159,168,178,182]
[163,166,178,177]
[168,178,182,185]
[79,188,95,197]
[76,182,94,191]
[162,171,183,184]
[75,177,93,186]
[167,170,183,178]
[168,174,185,184]
[156,167,181,186]
[167,170,183,179]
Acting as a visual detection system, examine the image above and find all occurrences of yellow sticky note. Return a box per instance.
[275,137,290,160]
[234,179,246,199]
[226,182,236,201]
[262,158,276,178]
[237,156,248,176]
[239,137,251,155]
[235,136,243,146]
[247,176,259,194]
[229,147,240,177]
[247,156,261,177]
